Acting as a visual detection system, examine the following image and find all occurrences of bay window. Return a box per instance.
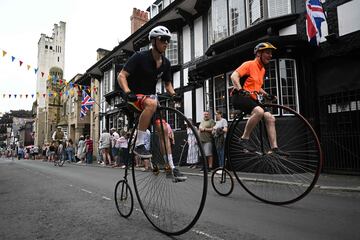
[208,0,292,44]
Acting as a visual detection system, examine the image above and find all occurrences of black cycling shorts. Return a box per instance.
[232,94,259,114]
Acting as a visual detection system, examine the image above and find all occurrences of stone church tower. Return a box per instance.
[34,21,66,147]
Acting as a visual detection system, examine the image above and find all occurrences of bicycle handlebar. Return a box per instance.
[233,89,276,103]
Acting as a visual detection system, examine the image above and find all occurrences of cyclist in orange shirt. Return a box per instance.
[230,42,289,156]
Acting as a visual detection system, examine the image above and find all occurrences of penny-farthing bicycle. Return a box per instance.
[114,94,207,235]
[224,91,323,205]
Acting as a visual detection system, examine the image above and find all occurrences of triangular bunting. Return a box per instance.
[2,50,7,57]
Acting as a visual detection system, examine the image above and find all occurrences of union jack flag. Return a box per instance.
[80,90,95,118]
[306,0,327,46]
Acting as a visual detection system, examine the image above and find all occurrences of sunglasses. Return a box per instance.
[158,36,171,43]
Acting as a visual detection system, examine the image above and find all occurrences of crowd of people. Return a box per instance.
[183,111,228,173]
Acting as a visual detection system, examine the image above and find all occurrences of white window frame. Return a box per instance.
[278,58,299,114]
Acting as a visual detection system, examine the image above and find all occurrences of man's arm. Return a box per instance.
[164,81,176,96]
[118,70,131,93]
[230,71,242,91]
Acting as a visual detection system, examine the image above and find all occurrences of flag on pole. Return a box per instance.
[306,0,327,46]
[80,90,95,118]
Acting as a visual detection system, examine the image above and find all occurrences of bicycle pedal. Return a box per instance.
[164,164,172,174]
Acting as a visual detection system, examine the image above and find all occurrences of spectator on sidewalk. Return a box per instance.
[212,110,228,168]
[199,110,216,172]
[48,142,56,162]
[66,139,76,162]
[85,135,93,164]
[110,128,120,166]
[32,145,39,160]
[76,135,86,163]
[17,145,24,160]
[186,119,199,169]
[142,129,151,171]
[99,129,112,165]
[115,130,128,168]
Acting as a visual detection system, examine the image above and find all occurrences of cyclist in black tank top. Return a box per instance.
[118,26,186,180]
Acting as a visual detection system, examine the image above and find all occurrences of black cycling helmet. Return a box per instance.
[254,42,276,54]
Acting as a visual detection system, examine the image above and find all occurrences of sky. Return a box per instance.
[0,0,155,114]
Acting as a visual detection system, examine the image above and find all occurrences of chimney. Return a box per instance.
[96,48,110,61]
[130,8,149,34]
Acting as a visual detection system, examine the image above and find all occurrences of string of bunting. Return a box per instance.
[0,48,98,98]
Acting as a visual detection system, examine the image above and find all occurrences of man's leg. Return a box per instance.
[134,98,157,158]
[156,121,174,168]
[264,112,277,149]
[242,106,264,139]
[264,112,290,156]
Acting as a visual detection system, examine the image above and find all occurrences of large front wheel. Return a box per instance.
[130,106,208,235]
[227,104,323,205]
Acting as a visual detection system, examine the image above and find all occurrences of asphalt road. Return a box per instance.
[1,158,359,240]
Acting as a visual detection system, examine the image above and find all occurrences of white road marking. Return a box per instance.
[192,229,225,240]
[102,196,112,201]
[81,189,92,194]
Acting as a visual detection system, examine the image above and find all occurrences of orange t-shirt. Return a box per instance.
[235,58,265,99]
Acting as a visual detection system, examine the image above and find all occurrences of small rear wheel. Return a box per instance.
[114,180,133,218]
[211,167,234,196]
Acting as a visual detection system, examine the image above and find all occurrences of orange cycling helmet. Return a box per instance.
[254,42,277,54]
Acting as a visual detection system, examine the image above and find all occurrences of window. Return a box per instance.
[227,72,236,120]
[229,0,246,34]
[248,0,264,25]
[204,79,213,114]
[165,100,183,130]
[278,59,298,113]
[213,74,227,118]
[103,70,113,94]
[61,101,66,116]
[70,96,75,113]
[263,59,298,114]
[165,33,178,65]
[208,0,292,44]
[268,0,291,18]
[209,0,229,44]
[263,60,278,102]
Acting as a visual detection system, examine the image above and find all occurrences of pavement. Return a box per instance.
[5,158,360,193]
